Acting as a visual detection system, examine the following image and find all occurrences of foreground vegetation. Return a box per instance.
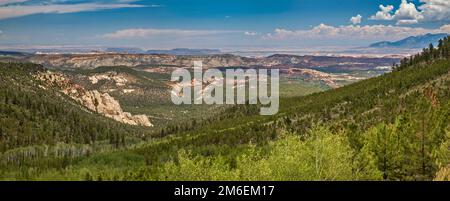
[1,37,450,180]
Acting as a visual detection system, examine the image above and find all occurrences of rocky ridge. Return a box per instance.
[35,71,153,127]
[27,53,399,70]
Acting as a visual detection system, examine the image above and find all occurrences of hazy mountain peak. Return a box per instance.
[370,33,448,49]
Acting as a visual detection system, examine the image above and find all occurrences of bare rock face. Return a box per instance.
[35,71,153,127]
[88,72,129,86]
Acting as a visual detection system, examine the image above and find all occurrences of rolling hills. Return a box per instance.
[0,37,449,180]
[24,53,397,70]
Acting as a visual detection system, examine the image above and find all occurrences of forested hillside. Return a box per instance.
[0,63,253,176]
[0,63,160,163]
[1,37,450,181]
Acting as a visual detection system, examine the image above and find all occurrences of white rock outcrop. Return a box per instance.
[36,71,153,127]
[88,72,128,86]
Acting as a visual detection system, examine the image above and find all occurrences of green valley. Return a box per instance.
[1,38,450,181]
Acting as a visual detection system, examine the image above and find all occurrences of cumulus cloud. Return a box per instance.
[263,23,450,41]
[102,28,238,39]
[0,1,148,20]
[370,5,394,20]
[350,14,362,25]
[370,0,450,24]
[394,0,423,21]
[420,0,450,22]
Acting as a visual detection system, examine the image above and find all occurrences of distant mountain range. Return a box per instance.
[27,52,399,70]
[0,50,30,57]
[105,48,222,55]
[146,48,221,55]
[104,47,146,54]
[369,33,448,49]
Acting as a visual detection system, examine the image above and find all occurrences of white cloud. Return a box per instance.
[393,0,423,21]
[102,28,238,39]
[244,31,259,36]
[370,5,394,20]
[263,23,450,41]
[0,2,147,20]
[350,14,362,25]
[370,0,450,24]
[420,0,450,22]
[396,19,419,25]
[440,24,450,33]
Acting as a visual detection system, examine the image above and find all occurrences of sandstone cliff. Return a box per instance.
[35,71,153,127]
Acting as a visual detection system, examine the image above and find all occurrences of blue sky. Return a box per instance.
[0,0,449,50]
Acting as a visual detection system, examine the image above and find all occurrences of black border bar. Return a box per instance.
[0,181,448,200]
